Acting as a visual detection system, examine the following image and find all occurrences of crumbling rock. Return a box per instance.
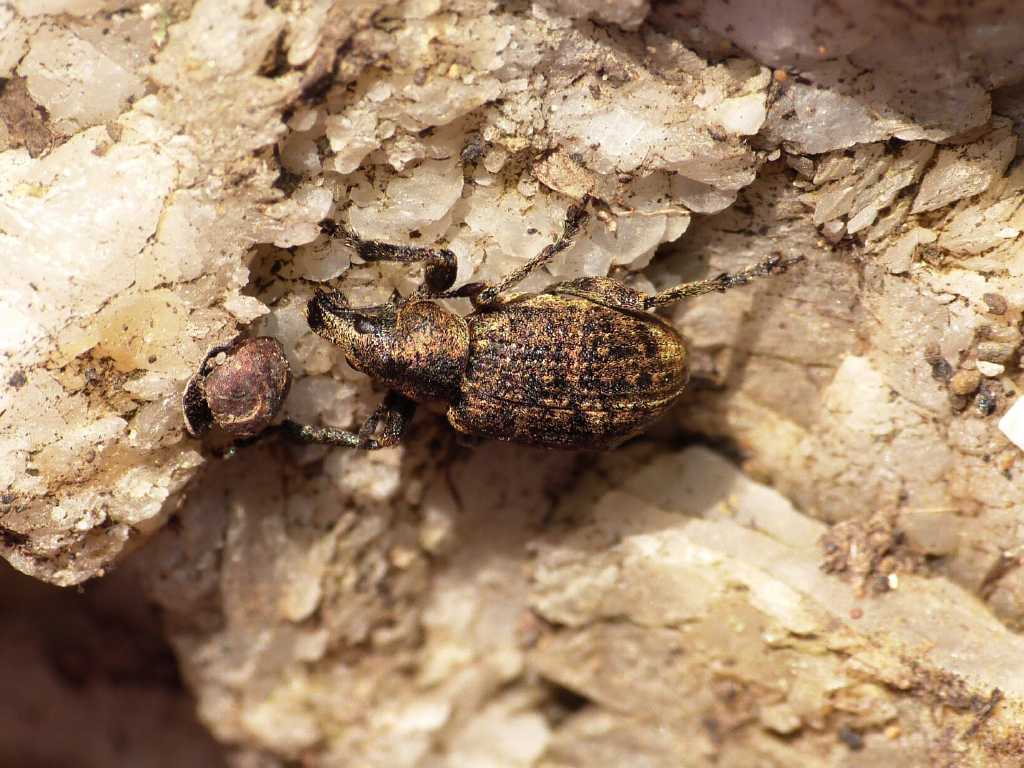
[5,0,1024,765]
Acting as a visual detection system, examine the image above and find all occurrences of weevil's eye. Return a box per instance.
[348,303,397,335]
[354,316,377,334]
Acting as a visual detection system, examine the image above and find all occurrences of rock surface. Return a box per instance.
[143,444,1024,765]
[4,0,1024,765]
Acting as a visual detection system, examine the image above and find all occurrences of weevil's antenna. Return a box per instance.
[643,253,803,309]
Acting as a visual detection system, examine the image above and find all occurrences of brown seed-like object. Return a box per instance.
[182,337,292,441]
[982,292,1009,315]
[948,369,982,396]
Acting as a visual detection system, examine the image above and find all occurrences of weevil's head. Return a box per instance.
[306,291,469,403]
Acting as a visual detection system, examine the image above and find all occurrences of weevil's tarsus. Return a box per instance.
[281,390,415,450]
[644,253,803,309]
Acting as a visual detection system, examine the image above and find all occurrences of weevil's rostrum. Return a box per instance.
[276,198,800,452]
[307,294,470,404]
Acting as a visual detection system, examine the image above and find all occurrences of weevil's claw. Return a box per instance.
[767,253,805,273]
[319,219,362,251]
[564,196,592,237]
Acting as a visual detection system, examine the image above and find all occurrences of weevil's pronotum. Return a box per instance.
[271,198,801,450]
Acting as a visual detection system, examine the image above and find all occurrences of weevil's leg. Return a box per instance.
[644,253,804,309]
[279,390,415,450]
[356,391,416,448]
[320,220,457,296]
[437,280,530,306]
[446,197,590,308]
[279,419,360,448]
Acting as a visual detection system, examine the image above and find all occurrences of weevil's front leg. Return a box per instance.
[356,391,416,448]
[444,197,591,309]
[644,253,803,309]
[321,220,458,296]
[280,390,416,450]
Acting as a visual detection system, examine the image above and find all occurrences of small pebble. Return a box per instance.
[983,293,1008,315]
[923,344,952,381]
[838,725,864,751]
[997,450,1016,472]
[759,703,802,735]
[986,325,1021,343]
[928,357,953,381]
[976,360,1005,378]
[822,220,846,243]
[949,369,982,395]
[977,341,1018,365]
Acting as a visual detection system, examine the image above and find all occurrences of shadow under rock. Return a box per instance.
[0,560,228,768]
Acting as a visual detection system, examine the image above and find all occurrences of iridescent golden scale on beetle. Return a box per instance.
[183,197,801,452]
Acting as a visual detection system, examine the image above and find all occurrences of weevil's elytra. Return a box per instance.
[279,197,801,451]
[451,288,687,449]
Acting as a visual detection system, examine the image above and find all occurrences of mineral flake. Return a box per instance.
[20,23,145,133]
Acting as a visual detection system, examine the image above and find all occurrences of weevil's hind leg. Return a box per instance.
[279,390,416,450]
[644,253,803,310]
[321,219,458,296]
[450,197,591,309]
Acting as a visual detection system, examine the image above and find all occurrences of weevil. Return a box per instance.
[274,198,801,450]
